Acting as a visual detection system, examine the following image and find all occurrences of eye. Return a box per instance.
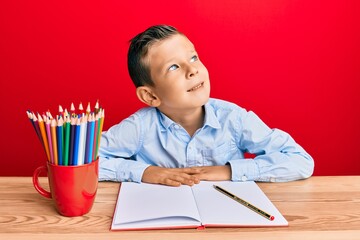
[168,64,179,71]
[190,55,198,62]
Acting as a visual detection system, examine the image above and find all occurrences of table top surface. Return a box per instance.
[1,176,360,240]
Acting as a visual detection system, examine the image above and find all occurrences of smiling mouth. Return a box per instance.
[187,82,204,92]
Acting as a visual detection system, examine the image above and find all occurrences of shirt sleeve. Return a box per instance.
[228,110,314,182]
[98,113,151,183]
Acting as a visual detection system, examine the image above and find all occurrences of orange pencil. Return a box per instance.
[37,114,51,161]
[45,116,54,164]
[51,118,58,165]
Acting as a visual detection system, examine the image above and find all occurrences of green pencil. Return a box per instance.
[94,111,101,159]
[63,116,70,166]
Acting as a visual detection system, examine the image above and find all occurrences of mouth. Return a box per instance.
[187,82,204,92]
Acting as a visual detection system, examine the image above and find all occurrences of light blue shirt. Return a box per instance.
[98,98,314,183]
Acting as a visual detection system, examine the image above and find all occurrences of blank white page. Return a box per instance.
[112,182,201,230]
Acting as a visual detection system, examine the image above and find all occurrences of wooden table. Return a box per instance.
[1,176,359,240]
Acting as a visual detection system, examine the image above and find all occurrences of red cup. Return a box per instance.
[32,159,99,217]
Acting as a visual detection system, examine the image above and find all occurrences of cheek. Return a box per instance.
[158,80,184,97]
[199,64,209,79]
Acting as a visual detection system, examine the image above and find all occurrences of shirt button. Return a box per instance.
[174,124,180,129]
[241,175,248,182]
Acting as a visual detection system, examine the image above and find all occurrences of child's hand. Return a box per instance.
[188,165,232,181]
[142,166,201,187]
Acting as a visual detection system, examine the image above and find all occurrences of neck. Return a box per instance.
[162,107,205,137]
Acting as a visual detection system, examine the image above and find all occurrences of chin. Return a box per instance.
[196,94,210,107]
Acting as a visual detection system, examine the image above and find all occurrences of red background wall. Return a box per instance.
[1,0,359,176]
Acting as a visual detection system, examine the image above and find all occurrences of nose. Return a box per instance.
[187,65,198,79]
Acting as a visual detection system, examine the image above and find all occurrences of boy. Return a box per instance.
[98,25,314,186]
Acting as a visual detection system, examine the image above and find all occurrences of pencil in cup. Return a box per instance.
[26,102,104,166]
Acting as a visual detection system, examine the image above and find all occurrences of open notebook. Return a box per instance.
[111,181,288,230]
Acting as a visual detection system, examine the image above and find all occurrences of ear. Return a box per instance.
[136,86,161,107]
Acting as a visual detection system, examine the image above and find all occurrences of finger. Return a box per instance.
[179,167,202,174]
[165,173,196,186]
[163,178,182,187]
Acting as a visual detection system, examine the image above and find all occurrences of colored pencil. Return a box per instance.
[32,113,43,144]
[84,114,91,164]
[58,105,64,118]
[85,113,95,164]
[92,113,99,161]
[63,114,70,166]
[86,102,91,115]
[94,109,104,160]
[64,108,69,119]
[26,111,41,142]
[51,118,58,165]
[45,117,54,164]
[70,102,76,116]
[79,102,84,115]
[72,117,81,165]
[94,100,99,114]
[94,110,102,160]
[46,110,53,120]
[37,113,51,161]
[57,116,64,165]
[27,101,104,166]
[68,115,77,166]
[77,114,88,165]
[26,110,35,130]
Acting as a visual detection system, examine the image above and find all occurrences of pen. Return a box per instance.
[213,185,275,221]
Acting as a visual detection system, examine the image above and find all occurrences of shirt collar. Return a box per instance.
[203,101,221,129]
[157,109,174,130]
[157,101,221,131]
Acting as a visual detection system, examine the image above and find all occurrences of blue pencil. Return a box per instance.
[68,115,77,166]
[72,117,81,165]
[85,114,95,164]
[56,117,64,165]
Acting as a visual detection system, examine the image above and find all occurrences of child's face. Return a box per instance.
[146,34,210,113]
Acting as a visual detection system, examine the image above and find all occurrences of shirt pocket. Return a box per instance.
[201,142,231,166]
